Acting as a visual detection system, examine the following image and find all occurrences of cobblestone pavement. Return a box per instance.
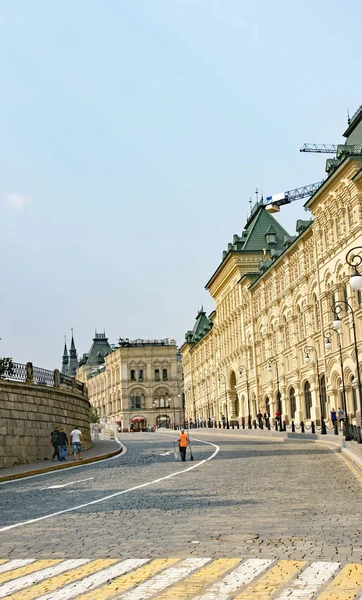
[0,432,361,597]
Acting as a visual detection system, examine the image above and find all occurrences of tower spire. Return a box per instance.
[68,329,79,376]
[61,336,69,375]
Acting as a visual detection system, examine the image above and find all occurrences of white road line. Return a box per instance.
[0,559,35,574]
[41,477,94,490]
[119,558,210,600]
[0,441,125,487]
[0,559,89,598]
[193,558,274,600]
[36,559,148,600]
[273,561,340,599]
[0,439,219,532]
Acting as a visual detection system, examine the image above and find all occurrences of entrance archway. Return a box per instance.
[156,415,171,428]
[131,416,146,432]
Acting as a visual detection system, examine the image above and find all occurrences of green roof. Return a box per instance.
[86,332,113,366]
[184,308,213,345]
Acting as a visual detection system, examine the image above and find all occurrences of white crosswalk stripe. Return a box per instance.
[0,560,89,598]
[273,561,341,599]
[192,559,274,600]
[119,558,210,600]
[0,560,35,575]
[36,559,148,600]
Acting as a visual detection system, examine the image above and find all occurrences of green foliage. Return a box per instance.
[0,357,14,379]
[90,405,100,423]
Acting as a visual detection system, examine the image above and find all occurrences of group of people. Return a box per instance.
[50,425,83,462]
[330,407,345,430]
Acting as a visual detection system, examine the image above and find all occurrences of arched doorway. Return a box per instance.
[156,415,171,428]
[304,381,312,419]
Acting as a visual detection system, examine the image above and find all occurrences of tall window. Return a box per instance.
[130,394,145,410]
[320,375,326,418]
[130,369,136,381]
[298,306,304,341]
[155,369,160,381]
[353,386,358,414]
[304,381,312,419]
[313,294,320,331]
[289,387,296,419]
[139,369,144,381]
[162,368,168,381]
[284,316,290,348]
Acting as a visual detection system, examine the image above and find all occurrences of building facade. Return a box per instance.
[181,105,362,429]
[77,337,183,431]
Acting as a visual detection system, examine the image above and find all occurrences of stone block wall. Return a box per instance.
[0,380,91,468]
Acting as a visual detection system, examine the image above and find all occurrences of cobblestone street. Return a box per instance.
[0,432,361,597]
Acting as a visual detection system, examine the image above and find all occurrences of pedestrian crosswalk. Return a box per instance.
[0,557,361,599]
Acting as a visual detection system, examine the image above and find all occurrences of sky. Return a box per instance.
[0,0,361,370]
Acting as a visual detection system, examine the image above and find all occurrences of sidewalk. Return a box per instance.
[189,425,362,474]
[0,438,122,483]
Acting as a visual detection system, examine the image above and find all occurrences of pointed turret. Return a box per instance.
[67,329,79,377]
[61,337,69,375]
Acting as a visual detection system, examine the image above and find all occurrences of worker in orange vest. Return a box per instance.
[178,429,189,462]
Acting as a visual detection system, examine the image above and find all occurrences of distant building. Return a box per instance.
[61,331,79,377]
[77,335,183,431]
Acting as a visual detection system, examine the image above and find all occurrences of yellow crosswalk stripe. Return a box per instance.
[0,560,61,585]
[315,563,362,600]
[233,560,306,599]
[5,559,119,600]
[77,558,179,600]
[155,558,241,599]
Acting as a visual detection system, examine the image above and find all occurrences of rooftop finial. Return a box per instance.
[249,197,252,215]
[347,108,351,125]
[255,187,259,203]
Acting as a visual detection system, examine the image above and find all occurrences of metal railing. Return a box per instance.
[0,361,86,395]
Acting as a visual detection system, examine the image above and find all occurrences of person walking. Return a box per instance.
[257,411,263,427]
[178,429,189,462]
[70,426,83,461]
[50,426,60,461]
[337,407,345,431]
[264,411,270,428]
[58,427,69,461]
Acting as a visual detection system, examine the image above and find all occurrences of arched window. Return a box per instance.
[289,387,296,419]
[155,369,160,381]
[313,294,320,331]
[235,394,240,417]
[162,368,168,381]
[130,369,136,381]
[139,369,144,381]
[304,381,312,419]
[320,375,327,418]
[130,393,145,410]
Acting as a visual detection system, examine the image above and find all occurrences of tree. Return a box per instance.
[0,358,14,379]
[90,406,100,423]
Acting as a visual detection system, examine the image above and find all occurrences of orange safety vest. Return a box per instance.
[179,432,189,447]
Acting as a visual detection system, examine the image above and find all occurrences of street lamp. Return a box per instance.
[238,365,251,429]
[332,299,362,429]
[218,373,229,429]
[304,345,327,434]
[323,327,351,441]
[267,357,282,430]
[346,247,362,292]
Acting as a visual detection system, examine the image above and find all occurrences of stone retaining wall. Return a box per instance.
[0,380,91,468]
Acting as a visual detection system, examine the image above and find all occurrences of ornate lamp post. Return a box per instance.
[267,357,282,430]
[304,345,327,434]
[323,328,350,441]
[332,298,362,435]
[238,365,251,429]
[346,246,362,293]
[218,373,229,429]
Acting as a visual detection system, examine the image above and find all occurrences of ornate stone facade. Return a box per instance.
[182,110,362,428]
[77,338,183,431]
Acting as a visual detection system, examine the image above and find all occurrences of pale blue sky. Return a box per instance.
[0,0,361,369]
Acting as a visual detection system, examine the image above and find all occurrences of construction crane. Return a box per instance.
[300,143,337,154]
[265,181,323,213]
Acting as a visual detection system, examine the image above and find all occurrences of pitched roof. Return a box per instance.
[86,332,113,366]
[184,308,213,345]
[240,207,290,252]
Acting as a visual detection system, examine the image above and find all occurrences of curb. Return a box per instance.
[0,445,123,483]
